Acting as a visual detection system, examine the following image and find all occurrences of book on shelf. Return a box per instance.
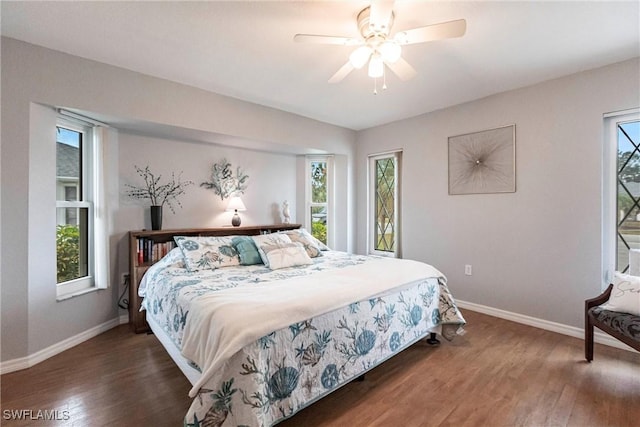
[136,238,176,264]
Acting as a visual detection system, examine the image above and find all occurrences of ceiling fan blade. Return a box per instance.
[385,57,417,81]
[294,34,359,46]
[394,19,466,45]
[328,62,355,84]
[369,0,395,34]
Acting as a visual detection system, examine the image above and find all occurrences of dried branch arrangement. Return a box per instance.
[125,165,193,213]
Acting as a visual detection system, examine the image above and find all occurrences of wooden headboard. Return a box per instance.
[128,224,302,333]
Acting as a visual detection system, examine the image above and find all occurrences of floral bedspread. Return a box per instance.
[139,249,466,426]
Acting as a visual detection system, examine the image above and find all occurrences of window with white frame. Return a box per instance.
[56,115,108,297]
[603,109,640,280]
[368,151,401,257]
[306,156,332,246]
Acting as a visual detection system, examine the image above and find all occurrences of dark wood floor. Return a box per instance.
[1,310,639,426]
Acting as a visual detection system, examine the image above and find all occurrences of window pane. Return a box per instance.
[56,127,82,202]
[310,206,327,244]
[375,158,395,252]
[56,207,89,284]
[311,161,327,203]
[617,120,640,272]
[56,125,88,285]
[65,185,77,201]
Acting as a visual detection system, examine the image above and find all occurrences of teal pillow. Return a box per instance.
[231,236,263,265]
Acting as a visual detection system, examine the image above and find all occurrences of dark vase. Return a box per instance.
[150,205,163,230]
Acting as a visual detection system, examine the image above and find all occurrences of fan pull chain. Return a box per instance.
[373,69,388,95]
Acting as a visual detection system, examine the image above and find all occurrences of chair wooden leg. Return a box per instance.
[585,315,594,362]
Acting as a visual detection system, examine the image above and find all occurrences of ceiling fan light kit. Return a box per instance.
[294,1,466,93]
[349,46,372,69]
[379,41,401,63]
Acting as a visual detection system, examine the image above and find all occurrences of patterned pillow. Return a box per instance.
[311,232,330,251]
[174,236,240,271]
[279,229,324,258]
[251,234,292,267]
[259,242,313,270]
[291,228,330,250]
[231,236,263,266]
[602,272,640,316]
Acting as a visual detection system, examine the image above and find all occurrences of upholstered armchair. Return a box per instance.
[585,282,640,361]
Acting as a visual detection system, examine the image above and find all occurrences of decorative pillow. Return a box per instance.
[231,236,263,266]
[260,242,313,270]
[304,227,330,251]
[313,233,330,251]
[601,272,640,316]
[251,234,292,267]
[174,236,240,272]
[279,229,324,258]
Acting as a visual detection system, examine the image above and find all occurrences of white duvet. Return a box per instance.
[180,257,445,397]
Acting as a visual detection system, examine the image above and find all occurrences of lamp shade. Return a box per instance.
[226,196,246,212]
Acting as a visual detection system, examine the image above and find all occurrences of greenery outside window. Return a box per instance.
[306,156,332,246]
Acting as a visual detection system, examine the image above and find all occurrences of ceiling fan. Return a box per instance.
[294,0,466,91]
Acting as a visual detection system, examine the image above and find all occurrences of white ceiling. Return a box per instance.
[2,1,639,131]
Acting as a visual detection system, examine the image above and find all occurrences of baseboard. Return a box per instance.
[456,300,637,353]
[0,316,122,375]
[2,303,633,375]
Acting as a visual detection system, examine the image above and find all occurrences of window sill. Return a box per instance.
[56,286,101,302]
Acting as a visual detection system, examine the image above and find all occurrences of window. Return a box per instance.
[56,114,108,298]
[368,151,401,257]
[64,186,78,224]
[604,109,640,280]
[306,157,332,246]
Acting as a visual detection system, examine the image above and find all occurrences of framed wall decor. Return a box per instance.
[448,124,516,195]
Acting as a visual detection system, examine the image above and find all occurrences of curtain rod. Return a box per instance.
[58,109,110,127]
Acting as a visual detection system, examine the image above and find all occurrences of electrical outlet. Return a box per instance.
[464,265,472,276]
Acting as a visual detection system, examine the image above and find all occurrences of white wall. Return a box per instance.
[1,37,355,363]
[118,133,298,229]
[356,58,640,329]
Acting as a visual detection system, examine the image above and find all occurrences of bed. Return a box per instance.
[135,227,466,426]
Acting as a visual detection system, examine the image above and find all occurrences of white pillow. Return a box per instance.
[601,272,640,316]
[251,233,292,267]
[260,242,312,270]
